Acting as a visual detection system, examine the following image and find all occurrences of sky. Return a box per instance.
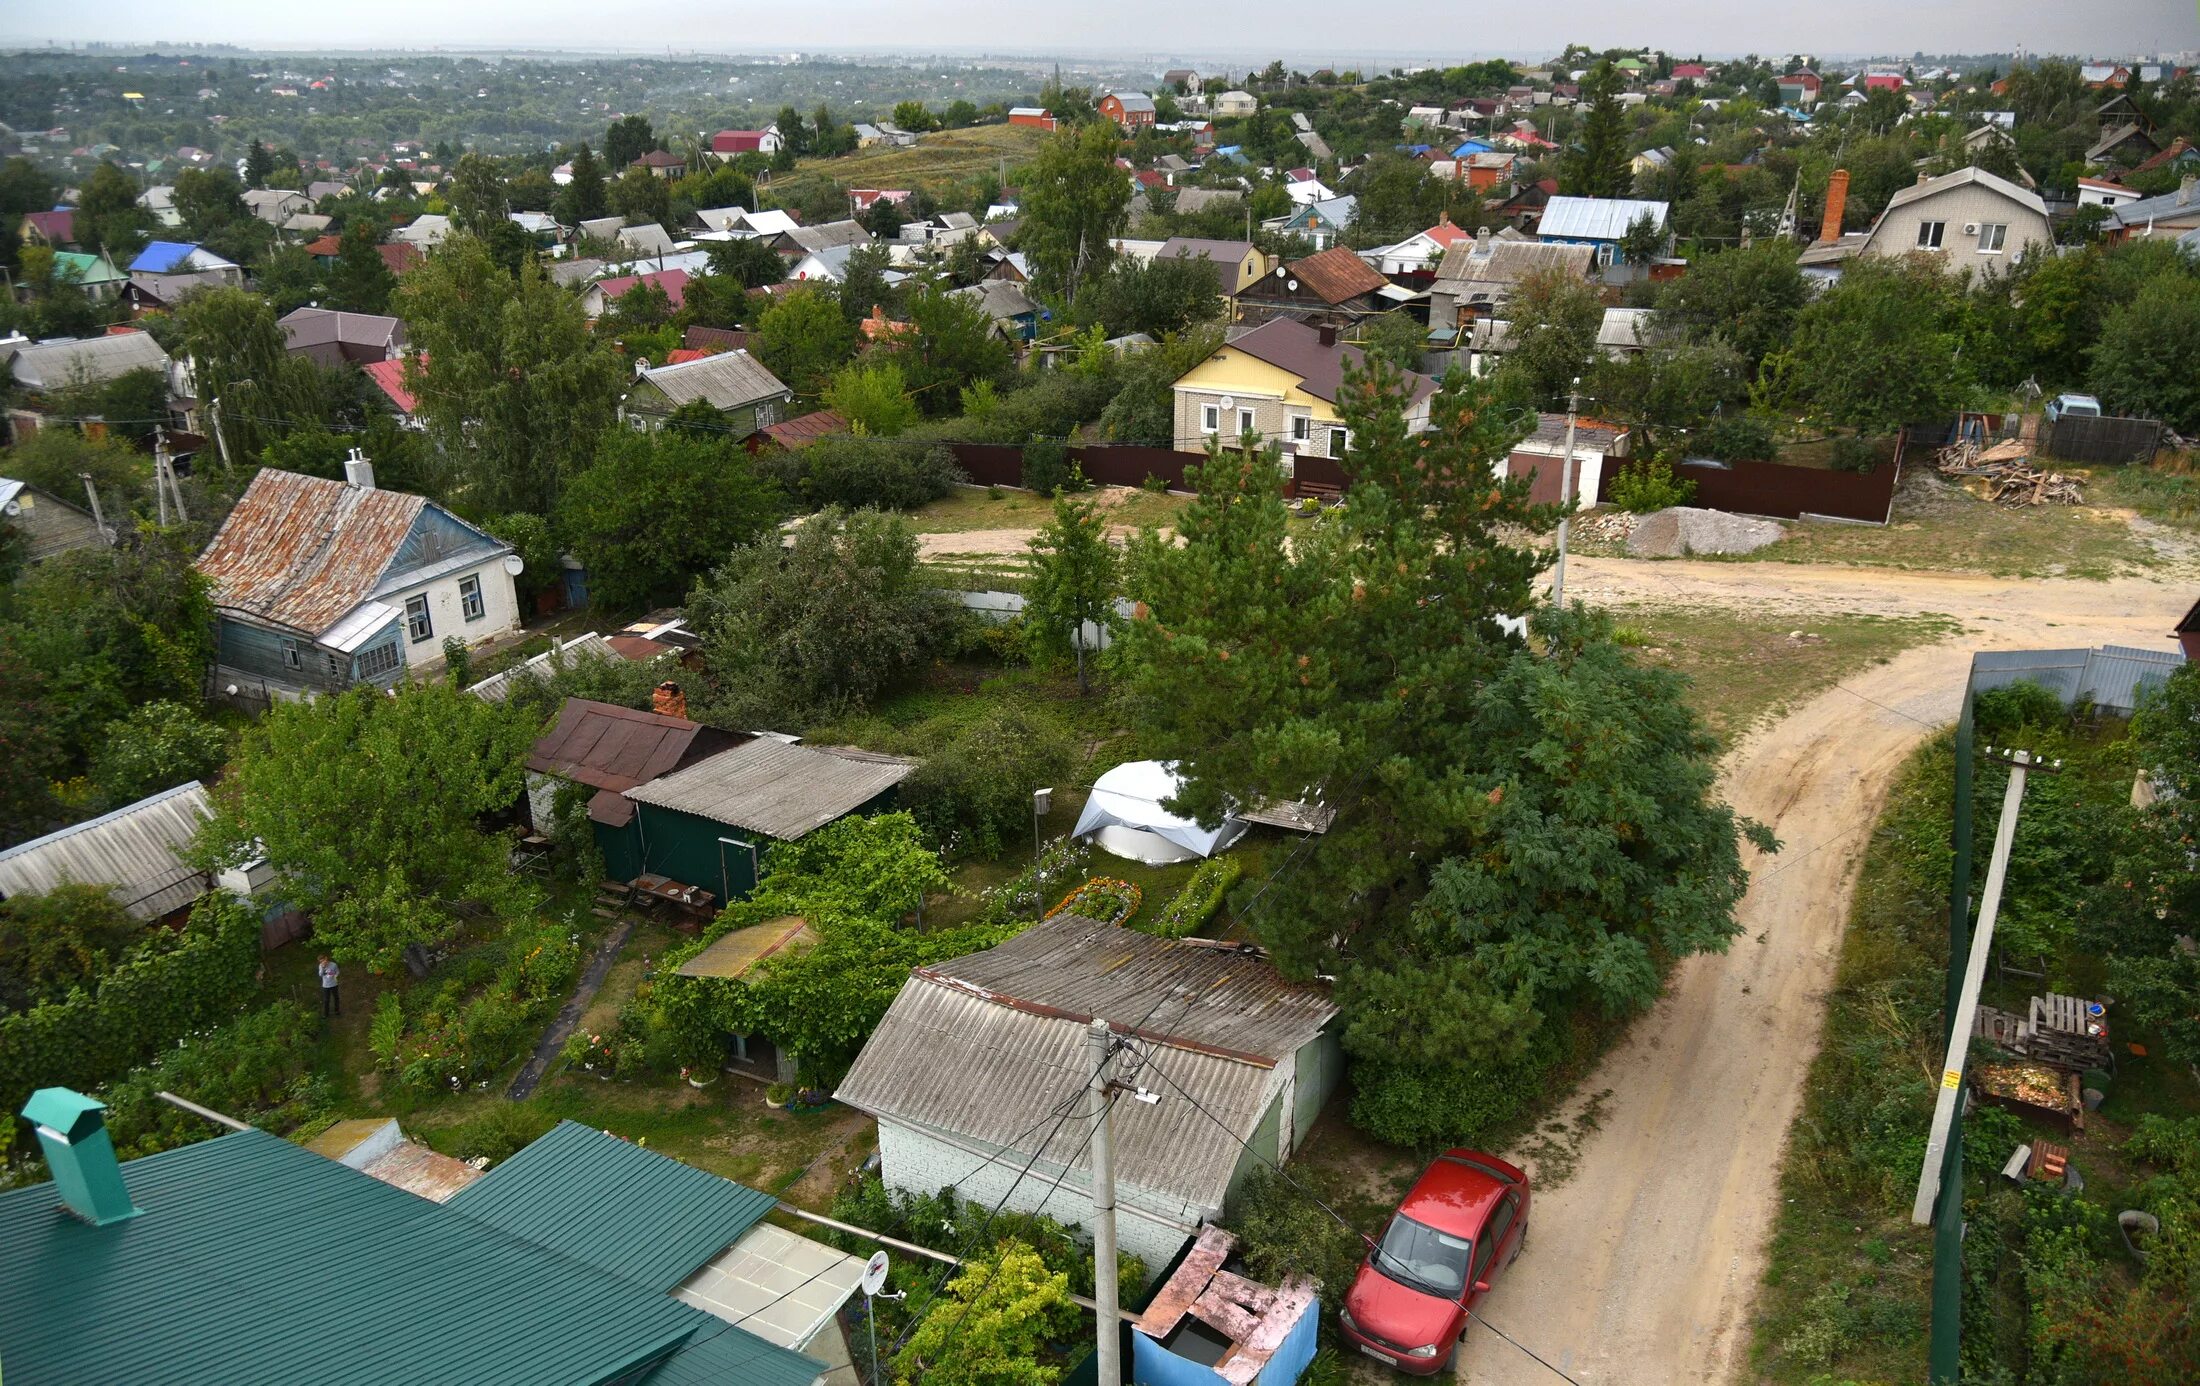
[0,0,2194,62]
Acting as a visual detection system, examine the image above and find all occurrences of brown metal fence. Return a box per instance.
[1596,433,1907,524]
[944,443,1026,488]
[945,443,1213,493]
[2040,414,2163,465]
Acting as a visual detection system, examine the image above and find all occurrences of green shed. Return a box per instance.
[524,697,739,881]
[622,738,918,904]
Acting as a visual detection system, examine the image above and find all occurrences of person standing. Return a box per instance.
[317,954,341,1017]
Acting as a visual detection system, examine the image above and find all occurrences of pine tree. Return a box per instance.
[1570,61,1633,197]
[244,138,274,190]
[323,218,397,314]
[553,143,608,224]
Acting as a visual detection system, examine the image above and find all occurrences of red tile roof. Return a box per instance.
[664,348,709,365]
[302,234,343,257]
[24,209,75,243]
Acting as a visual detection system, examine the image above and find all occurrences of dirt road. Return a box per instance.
[1455,573,2187,1386]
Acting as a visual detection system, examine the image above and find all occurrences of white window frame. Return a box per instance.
[1236,407,1257,439]
[1917,220,1946,250]
[1290,414,1311,444]
[280,639,302,671]
[755,399,780,427]
[459,574,485,622]
[1328,425,1350,458]
[1977,223,2007,253]
[404,594,433,644]
[1200,403,1220,434]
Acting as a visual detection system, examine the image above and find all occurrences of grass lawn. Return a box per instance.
[1607,606,1961,745]
[770,123,1047,205]
[907,483,1191,536]
[1738,467,2152,578]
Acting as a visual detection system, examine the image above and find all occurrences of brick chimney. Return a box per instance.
[1819,169,1850,243]
[1317,324,1338,347]
[21,1088,141,1227]
[652,680,687,720]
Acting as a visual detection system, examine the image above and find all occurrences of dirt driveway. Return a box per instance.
[1454,570,2187,1386]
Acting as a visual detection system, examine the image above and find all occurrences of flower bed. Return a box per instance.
[1046,876,1142,926]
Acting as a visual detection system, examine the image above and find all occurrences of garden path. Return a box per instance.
[507,919,633,1101]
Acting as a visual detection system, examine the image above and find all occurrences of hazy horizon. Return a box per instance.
[1,0,2194,66]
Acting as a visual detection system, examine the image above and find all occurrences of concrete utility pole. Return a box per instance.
[79,472,111,543]
[1087,1018,1122,1386]
[1912,747,2048,1226]
[1550,378,1582,609]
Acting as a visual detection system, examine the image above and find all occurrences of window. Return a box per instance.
[1329,426,1350,458]
[1290,415,1311,444]
[755,399,780,427]
[459,574,485,622]
[1236,407,1256,439]
[405,594,433,643]
[357,641,401,680]
[1472,1195,1520,1284]
[1978,222,2007,253]
[280,640,302,671]
[1200,403,1220,434]
[1916,220,1946,249]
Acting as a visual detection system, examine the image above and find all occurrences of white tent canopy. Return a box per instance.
[1073,760,1247,865]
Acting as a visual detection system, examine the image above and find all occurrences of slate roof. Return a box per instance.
[836,915,1336,1212]
[620,223,677,257]
[950,278,1041,319]
[1884,165,2047,219]
[1433,237,1595,299]
[776,220,872,256]
[634,349,790,411]
[1218,316,1437,407]
[467,634,622,704]
[448,1121,779,1293]
[2109,179,2200,229]
[195,468,443,636]
[625,739,916,841]
[0,781,212,920]
[0,1125,822,1386]
[5,330,170,390]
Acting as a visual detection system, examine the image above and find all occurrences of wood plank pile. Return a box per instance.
[1934,437,2084,506]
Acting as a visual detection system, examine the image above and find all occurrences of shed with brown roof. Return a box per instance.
[1233,245,1392,325]
[526,697,739,830]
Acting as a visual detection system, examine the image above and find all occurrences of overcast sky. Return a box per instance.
[0,0,2193,62]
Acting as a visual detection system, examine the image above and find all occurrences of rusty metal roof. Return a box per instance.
[834,916,1337,1212]
[526,698,726,794]
[0,781,212,919]
[194,469,427,636]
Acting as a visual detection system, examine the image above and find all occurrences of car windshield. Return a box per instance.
[1372,1214,1474,1298]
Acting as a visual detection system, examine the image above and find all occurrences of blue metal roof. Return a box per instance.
[128,240,199,273]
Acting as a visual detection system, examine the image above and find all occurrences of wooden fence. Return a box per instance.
[1596,433,1907,524]
[2040,414,2163,465]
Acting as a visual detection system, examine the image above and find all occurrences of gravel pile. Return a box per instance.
[1625,507,1787,558]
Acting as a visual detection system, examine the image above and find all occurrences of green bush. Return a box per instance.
[901,705,1077,860]
[0,893,261,1124]
[448,1102,556,1166]
[379,919,582,1093]
[1227,1164,1366,1297]
[785,435,965,511]
[0,882,143,1013]
[1829,434,1885,473]
[1020,436,1076,496]
[96,1001,328,1160]
[1606,456,1698,514]
[1694,414,1775,463]
[1349,1050,1560,1148]
[369,991,406,1070]
[1973,679,2065,743]
[1143,857,1241,938]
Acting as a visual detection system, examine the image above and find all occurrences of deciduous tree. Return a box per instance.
[1024,495,1118,694]
[554,430,783,611]
[1017,122,1131,302]
[753,284,858,399]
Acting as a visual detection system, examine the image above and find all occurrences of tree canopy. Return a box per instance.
[554,430,784,611]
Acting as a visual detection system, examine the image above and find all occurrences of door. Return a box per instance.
[1467,1193,1521,1306]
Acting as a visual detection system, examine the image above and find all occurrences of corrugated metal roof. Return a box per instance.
[0,1126,776,1386]
[837,917,1334,1211]
[194,469,429,636]
[526,698,719,793]
[1433,237,1595,292]
[676,916,818,978]
[1885,165,2048,220]
[448,1121,780,1294]
[1971,644,2184,716]
[6,330,171,390]
[636,349,790,410]
[0,781,212,919]
[625,739,916,840]
[1534,195,1670,241]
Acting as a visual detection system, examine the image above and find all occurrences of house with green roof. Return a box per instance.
[49,249,127,302]
[1,1091,833,1386]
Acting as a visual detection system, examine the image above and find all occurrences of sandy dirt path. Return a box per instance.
[1454,574,2186,1386]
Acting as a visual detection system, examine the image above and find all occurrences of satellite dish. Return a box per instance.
[1218,395,1235,410]
[862,1250,890,1297]
[502,554,526,576]
[1286,279,1299,291]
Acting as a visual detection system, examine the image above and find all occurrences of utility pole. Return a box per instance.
[1913,747,2053,1227]
[79,472,112,544]
[1550,378,1582,608]
[209,395,235,471]
[1086,1018,1121,1386]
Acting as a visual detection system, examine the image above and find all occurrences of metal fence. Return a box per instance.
[2039,414,2163,465]
[945,443,1213,493]
[1597,431,1908,524]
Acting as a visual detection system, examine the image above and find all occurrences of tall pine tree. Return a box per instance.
[1570,60,1634,197]
[554,143,608,224]
[323,218,397,314]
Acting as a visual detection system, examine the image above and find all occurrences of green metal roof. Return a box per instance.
[448,1120,779,1292]
[0,1126,816,1386]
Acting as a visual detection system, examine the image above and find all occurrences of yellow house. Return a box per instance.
[1171,317,1436,461]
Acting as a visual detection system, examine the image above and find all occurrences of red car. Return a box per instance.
[1337,1148,1531,1374]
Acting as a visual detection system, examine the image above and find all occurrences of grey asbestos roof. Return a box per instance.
[624,739,915,840]
[619,223,676,257]
[0,781,213,919]
[467,633,623,703]
[1883,165,2048,219]
[835,915,1337,1211]
[635,349,791,411]
[6,331,171,390]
